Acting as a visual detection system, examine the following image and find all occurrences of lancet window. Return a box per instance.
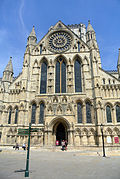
[86,102,92,123]
[55,58,66,93]
[106,105,112,123]
[116,105,120,122]
[39,102,44,124]
[74,59,82,92]
[15,107,18,124]
[40,61,47,94]
[8,108,12,124]
[31,103,36,124]
[77,102,82,123]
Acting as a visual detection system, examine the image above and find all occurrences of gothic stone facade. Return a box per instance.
[0,21,120,148]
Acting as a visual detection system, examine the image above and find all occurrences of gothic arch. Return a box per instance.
[113,127,119,135]
[72,54,83,64]
[104,102,113,109]
[75,98,83,105]
[83,55,89,66]
[13,105,19,110]
[84,98,92,104]
[53,96,58,103]
[7,105,12,111]
[30,100,37,106]
[49,117,70,130]
[106,127,113,135]
[82,128,88,135]
[39,57,48,65]
[114,102,120,107]
[54,55,68,65]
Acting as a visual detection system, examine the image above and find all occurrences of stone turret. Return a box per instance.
[26,26,37,52]
[117,48,120,79]
[2,57,13,92]
[86,20,98,49]
[2,57,13,83]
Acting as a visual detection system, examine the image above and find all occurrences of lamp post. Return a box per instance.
[100,124,106,157]
[25,123,31,177]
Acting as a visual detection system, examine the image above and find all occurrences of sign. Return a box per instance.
[18,129,29,135]
[114,137,119,144]
[107,136,112,143]
[18,128,40,135]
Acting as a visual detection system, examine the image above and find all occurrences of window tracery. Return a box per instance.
[31,103,36,124]
[74,59,82,92]
[40,61,47,94]
[55,58,66,93]
[106,105,112,123]
[77,102,82,123]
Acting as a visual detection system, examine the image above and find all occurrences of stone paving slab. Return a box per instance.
[0,149,120,179]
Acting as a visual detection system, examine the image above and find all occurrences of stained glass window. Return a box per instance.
[116,105,120,122]
[106,105,112,123]
[8,108,12,124]
[55,61,60,93]
[75,59,82,92]
[40,62,47,94]
[55,58,66,93]
[40,45,42,54]
[86,102,91,123]
[77,102,82,123]
[39,102,44,124]
[31,103,36,124]
[61,61,66,93]
[15,108,18,124]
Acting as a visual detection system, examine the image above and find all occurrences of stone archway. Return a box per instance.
[56,123,67,145]
[49,117,70,146]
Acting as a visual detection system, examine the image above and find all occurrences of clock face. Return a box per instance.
[48,31,72,53]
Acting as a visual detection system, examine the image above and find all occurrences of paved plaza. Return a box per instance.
[0,147,120,179]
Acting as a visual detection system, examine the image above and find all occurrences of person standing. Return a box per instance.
[61,140,65,151]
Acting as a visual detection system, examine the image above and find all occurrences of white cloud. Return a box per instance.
[19,0,28,36]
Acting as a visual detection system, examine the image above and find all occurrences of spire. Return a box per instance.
[117,48,120,66]
[4,57,13,73]
[87,20,95,32]
[27,26,37,50]
[29,26,36,38]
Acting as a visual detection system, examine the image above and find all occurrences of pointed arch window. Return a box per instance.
[106,105,112,123]
[77,102,82,123]
[40,61,47,94]
[116,105,120,122]
[8,108,12,124]
[74,59,82,92]
[39,102,44,124]
[86,102,92,123]
[78,42,80,52]
[55,58,66,93]
[15,107,18,124]
[31,103,36,124]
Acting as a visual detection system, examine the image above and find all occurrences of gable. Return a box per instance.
[32,21,89,56]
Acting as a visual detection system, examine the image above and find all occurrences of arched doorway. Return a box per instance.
[56,123,66,145]
[49,117,70,146]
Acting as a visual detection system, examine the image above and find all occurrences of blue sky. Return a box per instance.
[0,0,120,77]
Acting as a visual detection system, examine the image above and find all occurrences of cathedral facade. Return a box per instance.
[0,21,120,148]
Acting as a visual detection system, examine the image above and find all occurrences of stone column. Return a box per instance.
[112,107,116,125]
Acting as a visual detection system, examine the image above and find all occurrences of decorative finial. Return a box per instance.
[88,20,90,24]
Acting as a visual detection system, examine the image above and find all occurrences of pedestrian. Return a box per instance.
[61,140,65,151]
[65,140,68,150]
[15,143,19,150]
[22,143,26,150]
